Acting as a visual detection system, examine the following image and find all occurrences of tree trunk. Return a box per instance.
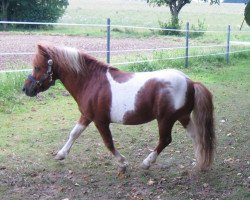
[1,0,10,30]
[169,2,179,25]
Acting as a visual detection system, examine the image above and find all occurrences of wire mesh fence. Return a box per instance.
[0,20,250,73]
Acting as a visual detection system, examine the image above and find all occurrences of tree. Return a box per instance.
[1,0,14,29]
[245,2,250,27]
[0,0,69,29]
[147,0,219,25]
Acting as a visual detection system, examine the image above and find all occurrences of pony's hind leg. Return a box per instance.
[179,115,198,151]
[179,115,199,164]
[55,115,91,160]
[141,119,175,169]
[94,122,128,173]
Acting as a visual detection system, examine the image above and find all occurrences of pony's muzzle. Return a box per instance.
[22,83,38,97]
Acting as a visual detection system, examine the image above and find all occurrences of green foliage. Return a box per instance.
[124,50,250,73]
[147,0,191,7]
[158,16,207,37]
[1,0,69,29]
[158,18,182,35]
[148,0,190,30]
[189,19,207,38]
[147,0,219,34]
[0,72,27,113]
[245,2,250,27]
[126,60,155,72]
[147,0,219,6]
[0,72,26,97]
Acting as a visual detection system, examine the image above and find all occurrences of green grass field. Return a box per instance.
[61,0,247,31]
[5,0,250,40]
[60,0,250,42]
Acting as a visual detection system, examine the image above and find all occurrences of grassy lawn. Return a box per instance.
[0,59,249,199]
[61,0,248,31]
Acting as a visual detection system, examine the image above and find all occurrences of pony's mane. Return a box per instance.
[38,43,109,75]
[59,46,83,73]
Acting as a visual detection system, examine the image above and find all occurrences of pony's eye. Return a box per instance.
[34,66,40,72]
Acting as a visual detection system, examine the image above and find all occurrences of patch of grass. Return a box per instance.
[121,48,250,73]
[0,72,28,113]
[158,18,182,36]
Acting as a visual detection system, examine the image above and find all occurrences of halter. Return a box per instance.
[28,59,55,88]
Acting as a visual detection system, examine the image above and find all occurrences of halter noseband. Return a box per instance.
[28,59,55,88]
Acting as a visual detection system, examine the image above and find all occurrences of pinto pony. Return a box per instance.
[23,43,216,172]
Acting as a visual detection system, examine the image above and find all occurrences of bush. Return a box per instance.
[158,18,182,36]
[126,56,156,72]
[0,72,27,113]
[1,0,69,29]
[189,19,207,38]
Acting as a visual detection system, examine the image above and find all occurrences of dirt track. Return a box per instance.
[0,32,184,71]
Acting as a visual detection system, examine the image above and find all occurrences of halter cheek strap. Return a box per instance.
[28,59,55,87]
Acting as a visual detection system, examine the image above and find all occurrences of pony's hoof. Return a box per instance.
[55,153,66,160]
[118,165,127,174]
[140,162,150,170]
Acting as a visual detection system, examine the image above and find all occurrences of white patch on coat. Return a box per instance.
[106,69,187,124]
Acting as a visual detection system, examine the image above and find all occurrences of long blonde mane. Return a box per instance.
[59,46,83,73]
[50,45,87,74]
[36,42,110,77]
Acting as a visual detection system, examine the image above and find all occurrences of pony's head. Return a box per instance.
[23,43,56,97]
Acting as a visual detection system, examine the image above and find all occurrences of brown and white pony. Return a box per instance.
[23,43,216,173]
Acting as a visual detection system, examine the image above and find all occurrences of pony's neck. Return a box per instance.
[55,52,109,101]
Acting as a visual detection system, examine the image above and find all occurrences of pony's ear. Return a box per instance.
[37,43,51,58]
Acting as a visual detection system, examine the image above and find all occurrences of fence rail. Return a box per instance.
[0,44,236,56]
[2,20,250,33]
[1,20,250,73]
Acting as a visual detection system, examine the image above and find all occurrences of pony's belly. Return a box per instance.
[110,109,154,125]
[109,102,135,124]
[109,97,155,124]
[123,114,154,125]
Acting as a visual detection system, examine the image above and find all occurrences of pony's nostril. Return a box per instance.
[22,87,26,92]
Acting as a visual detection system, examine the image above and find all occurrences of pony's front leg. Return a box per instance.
[55,116,91,160]
[95,122,128,173]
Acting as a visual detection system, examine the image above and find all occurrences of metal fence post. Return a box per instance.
[226,25,231,64]
[107,18,111,64]
[185,22,189,68]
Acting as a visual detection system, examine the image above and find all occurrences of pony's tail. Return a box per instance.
[192,82,216,171]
